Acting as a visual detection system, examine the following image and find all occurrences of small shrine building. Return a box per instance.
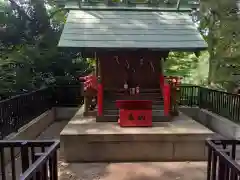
[57,0,207,123]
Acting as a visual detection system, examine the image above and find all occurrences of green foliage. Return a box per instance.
[198,0,240,90]
[1,0,240,97]
[0,0,92,98]
[165,52,209,85]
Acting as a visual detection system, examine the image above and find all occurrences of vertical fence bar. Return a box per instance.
[231,142,236,160]
[48,151,58,180]
[211,150,217,179]
[0,146,6,180]
[41,147,48,180]
[10,147,17,180]
[218,157,226,180]
[21,142,30,173]
[207,145,212,180]
[198,87,202,107]
[52,151,58,180]
[237,96,240,122]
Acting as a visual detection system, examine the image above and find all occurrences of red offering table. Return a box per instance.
[116,100,152,127]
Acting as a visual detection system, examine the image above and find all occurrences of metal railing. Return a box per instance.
[53,85,84,107]
[0,85,83,179]
[179,85,240,122]
[179,85,199,106]
[200,87,240,122]
[206,139,240,180]
[0,88,52,140]
[0,140,60,180]
[0,85,83,140]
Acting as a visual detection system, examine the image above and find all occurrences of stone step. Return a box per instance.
[104,105,164,111]
[96,114,170,122]
[103,109,165,116]
[104,99,163,103]
[105,93,163,99]
[104,100,164,106]
[110,93,163,97]
[103,104,164,111]
[104,89,162,94]
[107,97,164,100]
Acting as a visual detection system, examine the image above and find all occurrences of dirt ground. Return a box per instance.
[38,121,207,180]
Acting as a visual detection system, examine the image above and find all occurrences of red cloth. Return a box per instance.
[116,100,152,127]
[80,75,98,91]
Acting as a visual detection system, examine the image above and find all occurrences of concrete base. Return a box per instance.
[55,107,79,120]
[60,110,214,162]
[83,110,97,117]
[180,106,240,139]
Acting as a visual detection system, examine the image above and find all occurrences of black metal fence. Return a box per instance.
[179,85,240,122]
[0,85,83,140]
[0,140,60,180]
[0,88,52,140]
[179,85,200,106]
[0,85,82,179]
[206,139,240,180]
[53,85,83,107]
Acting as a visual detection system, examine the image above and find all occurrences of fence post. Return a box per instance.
[190,87,193,106]
[198,87,202,108]
[50,86,57,107]
[21,142,30,173]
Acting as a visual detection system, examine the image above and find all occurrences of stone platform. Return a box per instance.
[60,110,214,162]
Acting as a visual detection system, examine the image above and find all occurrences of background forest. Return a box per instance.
[0,0,240,99]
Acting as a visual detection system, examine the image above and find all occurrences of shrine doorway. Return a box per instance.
[99,51,161,91]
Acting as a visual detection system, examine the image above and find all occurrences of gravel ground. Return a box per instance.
[1,120,207,180]
[37,121,207,180]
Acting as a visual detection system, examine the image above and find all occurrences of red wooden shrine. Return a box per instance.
[80,50,181,126]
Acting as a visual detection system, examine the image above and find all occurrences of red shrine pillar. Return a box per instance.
[159,58,170,116]
[97,77,103,116]
[163,83,170,116]
[159,75,164,88]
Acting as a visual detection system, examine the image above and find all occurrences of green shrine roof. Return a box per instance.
[58,10,207,51]
[58,0,207,51]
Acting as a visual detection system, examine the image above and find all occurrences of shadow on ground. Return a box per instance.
[41,120,207,180]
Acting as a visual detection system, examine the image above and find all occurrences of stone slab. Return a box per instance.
[55,107,79,120]
[60,109,214,162]
[180,107,240,140]
[61,112,213,142]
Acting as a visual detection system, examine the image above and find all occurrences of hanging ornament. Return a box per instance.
[140,58,144,66]
[125,59,130,69]
[136,86,140,94]
[131,88,135,95]
[114,56,120,64]
[94,52,97,60]
[124,82,128,89]
[150,61,155,72]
